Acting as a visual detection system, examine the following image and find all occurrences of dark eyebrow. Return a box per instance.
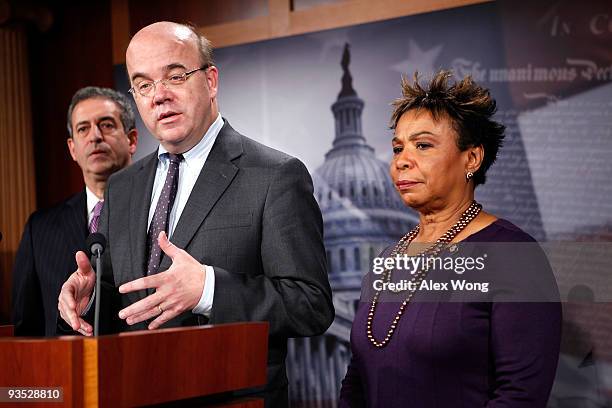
[392,131,436,143]
[130,63,189,82]
[408,131,436,140]
[97,116,117,123]
[74,116,116,129]
[165,63,188,71]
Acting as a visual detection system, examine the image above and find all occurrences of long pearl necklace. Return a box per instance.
[366,201,482,348]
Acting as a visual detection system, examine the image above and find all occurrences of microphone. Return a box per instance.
[86,232,106,257]
[86,233,107,336]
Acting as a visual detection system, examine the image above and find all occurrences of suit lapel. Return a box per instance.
[63,191,88,255]
[52,192,88,332]
[159,121,243,270]
[128,152,158,283]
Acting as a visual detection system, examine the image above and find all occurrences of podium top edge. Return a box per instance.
[1,321,270,342]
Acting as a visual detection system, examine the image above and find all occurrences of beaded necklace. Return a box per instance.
[366,201,482,348]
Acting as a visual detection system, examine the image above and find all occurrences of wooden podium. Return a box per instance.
[0,322,268,407]
[0,325,12,337]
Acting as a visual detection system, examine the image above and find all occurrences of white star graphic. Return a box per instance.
[390,39,443,79]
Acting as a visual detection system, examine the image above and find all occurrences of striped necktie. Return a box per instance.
[89,201,103,233]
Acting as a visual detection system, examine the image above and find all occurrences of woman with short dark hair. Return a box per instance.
[339,71,561,407]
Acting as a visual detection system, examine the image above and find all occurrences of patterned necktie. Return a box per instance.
[146,153,184,275]
[89,201,103,233]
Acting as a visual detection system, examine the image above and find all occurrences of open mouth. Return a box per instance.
[158,111,181,123]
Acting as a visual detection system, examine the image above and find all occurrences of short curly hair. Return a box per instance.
[390,70,505,186]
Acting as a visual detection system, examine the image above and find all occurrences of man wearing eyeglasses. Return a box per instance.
[13,87,138,336]
[57,22,333,407]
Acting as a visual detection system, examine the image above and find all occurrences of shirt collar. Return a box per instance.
[85,186,102,215]
[157,113,224,163]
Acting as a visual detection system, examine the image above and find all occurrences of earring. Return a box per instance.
[466,171,474,181]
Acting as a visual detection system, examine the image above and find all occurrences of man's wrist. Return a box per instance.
[192,264,215,316]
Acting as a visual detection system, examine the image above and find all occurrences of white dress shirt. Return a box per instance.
[148,113,224,317]
[82,187,103,315]
[85,187,103,225]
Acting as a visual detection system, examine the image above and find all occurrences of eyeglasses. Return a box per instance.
[128,65,210,97]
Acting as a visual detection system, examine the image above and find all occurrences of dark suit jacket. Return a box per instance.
[97,120,334,405]
[12,192,88,336]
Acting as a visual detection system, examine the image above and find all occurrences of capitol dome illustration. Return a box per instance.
[313,44,417,295]
[287,44,417,407]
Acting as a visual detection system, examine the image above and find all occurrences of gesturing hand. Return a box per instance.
[118,231,206,330]
[58,251,96,336]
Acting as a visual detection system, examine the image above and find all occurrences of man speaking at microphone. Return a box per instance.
[12,87,138,336]
[57,22,334,406]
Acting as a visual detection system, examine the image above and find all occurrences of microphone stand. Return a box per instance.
[93,246,103,337]
[86,232,106,337]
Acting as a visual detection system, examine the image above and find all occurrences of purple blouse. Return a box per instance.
[339,219,562,407]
